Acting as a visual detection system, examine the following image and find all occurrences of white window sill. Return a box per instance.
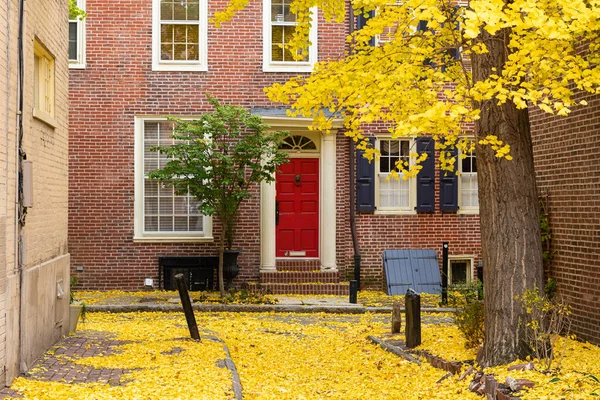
[263,63,314,73]
[374,209,416,216]
[152,63,208,72]
[33,108,57,128]
[133,236,214,243]
[458,209,479,215]
[69,62,86,69]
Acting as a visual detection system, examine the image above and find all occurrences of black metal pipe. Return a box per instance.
[349,280,358,304]
[441,242,449,305]
[348,6,361,290]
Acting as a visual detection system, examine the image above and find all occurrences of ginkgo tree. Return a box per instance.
[215,0,600,366]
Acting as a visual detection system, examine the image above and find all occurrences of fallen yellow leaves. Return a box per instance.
[8,311,600,399]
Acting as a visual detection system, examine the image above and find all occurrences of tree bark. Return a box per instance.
[472,28,544,366]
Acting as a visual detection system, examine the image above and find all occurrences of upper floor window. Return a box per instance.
[134,118,212,241]
[69,0,86,68]
[376,138,415,213]
[459,144,478,212]
[263,0,318,72]
[33,40,56,126]
[152,0,208,72]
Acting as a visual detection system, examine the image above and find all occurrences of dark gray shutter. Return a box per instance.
[416,137,435,212]
[357,11,375,46]
[439,146,459,212]
[356,136,376,212]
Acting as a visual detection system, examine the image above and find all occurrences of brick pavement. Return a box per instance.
[0,331,130,399]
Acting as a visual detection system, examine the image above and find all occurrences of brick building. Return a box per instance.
[1,0,71,385]
[68,0,482,294]
[531,93,600,345]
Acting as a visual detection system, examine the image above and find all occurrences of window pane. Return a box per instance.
[145,196,158,214]
[189,216,203,231]
[161,24,173,44]
[451,261,468,285]
[188,2,199,20]
[187,25,199,43]
[161,44,173,60]
[187,44,199,61]
[174,216,189,231]
[69,22,78,60]
[174,196,187,213]
[173,2,187,20]
[145,181,158,197]
[160,1,173,20]
[145,216,158,231]
[159,197,173,214]
[379,175,409,208]
[159,216,174,231]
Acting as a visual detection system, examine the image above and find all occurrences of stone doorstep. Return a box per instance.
[260,271,341,284]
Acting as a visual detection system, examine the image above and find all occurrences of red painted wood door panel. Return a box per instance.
[276,158,319,257]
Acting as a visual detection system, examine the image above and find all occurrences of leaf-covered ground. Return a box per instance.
[72,290,442,308]
[6,312,600,399]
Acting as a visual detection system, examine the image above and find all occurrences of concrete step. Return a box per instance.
[260,271,340,284]
[248,282,350,295]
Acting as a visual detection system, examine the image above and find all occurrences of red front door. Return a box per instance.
[276,158,319,257]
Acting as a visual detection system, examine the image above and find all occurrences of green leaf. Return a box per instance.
[549,378,561,383]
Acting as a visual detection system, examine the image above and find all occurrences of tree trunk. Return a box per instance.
[472,28,544,367]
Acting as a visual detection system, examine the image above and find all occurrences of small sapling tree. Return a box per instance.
[149,97,288,295]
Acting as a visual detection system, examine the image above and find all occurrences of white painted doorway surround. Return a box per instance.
[259,116,342,272]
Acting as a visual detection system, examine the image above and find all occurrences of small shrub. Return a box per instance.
[519,288,571,371]
[449,281,485,349]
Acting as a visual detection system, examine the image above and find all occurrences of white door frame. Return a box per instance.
[259,117,340,272]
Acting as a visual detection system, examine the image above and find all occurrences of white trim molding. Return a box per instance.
[152,0,208,72]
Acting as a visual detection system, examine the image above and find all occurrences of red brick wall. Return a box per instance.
[69,0,481,290]
[530,93,600,345]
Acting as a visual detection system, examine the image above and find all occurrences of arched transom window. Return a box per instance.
[279,135,317,151]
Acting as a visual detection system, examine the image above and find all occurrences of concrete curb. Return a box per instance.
[87,303,457,314]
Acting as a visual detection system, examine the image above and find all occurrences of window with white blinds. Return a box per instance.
[134,118,211,241]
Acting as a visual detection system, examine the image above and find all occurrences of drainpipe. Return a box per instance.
[348,5,361,290]
[15,0,27,373]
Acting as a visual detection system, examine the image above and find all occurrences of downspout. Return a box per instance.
[16,0,27,373]
[348,5,361,290]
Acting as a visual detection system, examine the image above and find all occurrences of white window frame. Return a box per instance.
[152,0,208,72]
[68,0,86,69]
[33,40,56,127]
[262,0,318,72]
[448,256,475,286]
[374,137,416,215]
[134,116,213,242]
[458,140,479,214]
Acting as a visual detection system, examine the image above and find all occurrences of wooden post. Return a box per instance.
[175,273,201,341]
[392,302,402,334]
[405,289,421,348]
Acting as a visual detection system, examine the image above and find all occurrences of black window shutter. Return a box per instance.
[356,11,376,46]
[416,137,435,212]
[356,136,376,213]
[439,146,459,212]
